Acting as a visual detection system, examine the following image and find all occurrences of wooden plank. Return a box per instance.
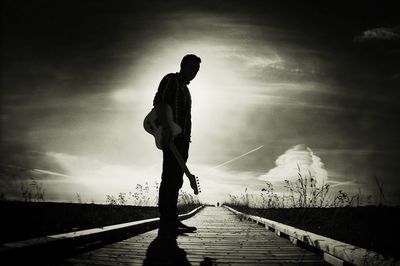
[58,206,327,265]
[324,252,344,266]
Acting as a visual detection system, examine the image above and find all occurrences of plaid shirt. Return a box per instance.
[153,73,192,142]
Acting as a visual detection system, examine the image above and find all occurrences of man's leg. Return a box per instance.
[172,138,197,231]
[158,137,188,234]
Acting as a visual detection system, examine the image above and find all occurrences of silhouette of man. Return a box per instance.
[153,54,201,236]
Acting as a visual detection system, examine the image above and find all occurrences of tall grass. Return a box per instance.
[178,190,200,206]
[18,177,46,202]
[105,182,156,206]
[105,181,200,208]
[226,166,385,209]
[283,165,330,208]
[0,166,46,202]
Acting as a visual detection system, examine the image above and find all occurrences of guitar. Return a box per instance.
[143,105,201,195]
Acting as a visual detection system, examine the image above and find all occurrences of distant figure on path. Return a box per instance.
[153,54,201,236]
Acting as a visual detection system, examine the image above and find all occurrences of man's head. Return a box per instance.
[179,54,201,84]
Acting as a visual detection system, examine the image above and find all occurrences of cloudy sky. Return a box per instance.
[1,0,400,205]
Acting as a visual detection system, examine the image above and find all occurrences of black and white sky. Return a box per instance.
[1,0,400,204]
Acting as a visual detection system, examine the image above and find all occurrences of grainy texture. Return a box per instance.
[59,206,328,265]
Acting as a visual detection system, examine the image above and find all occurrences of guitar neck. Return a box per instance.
[168,143,192,177]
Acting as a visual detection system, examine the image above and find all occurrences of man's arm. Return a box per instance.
[155,104,173,148]
[153,74,177,147]
[154,103,170,128]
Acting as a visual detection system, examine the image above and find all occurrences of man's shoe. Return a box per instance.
[177,220,197,232]
[159,220,190,237]
[158,227,189,237]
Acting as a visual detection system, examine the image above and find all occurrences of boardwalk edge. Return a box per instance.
[0,205,204,258]
[224,205,398,266]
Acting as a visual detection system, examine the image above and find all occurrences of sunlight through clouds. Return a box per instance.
[3,3,399,205]
[43,152,162,202]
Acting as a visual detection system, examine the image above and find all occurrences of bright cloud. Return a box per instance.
[36,151,263,205]
[258,144,328,184]
[43,152,162,202]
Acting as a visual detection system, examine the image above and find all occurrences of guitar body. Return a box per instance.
[143,106,182,150]
[143,105,201,195]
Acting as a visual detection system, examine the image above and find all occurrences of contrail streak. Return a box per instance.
[211,145,264,170]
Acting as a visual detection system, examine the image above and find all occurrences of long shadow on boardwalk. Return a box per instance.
[143,236,190,266]
[143,236,213,266]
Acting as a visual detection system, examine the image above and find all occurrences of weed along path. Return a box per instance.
[59,206,327,265]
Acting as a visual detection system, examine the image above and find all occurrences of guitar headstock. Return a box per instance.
[188,174,201,195]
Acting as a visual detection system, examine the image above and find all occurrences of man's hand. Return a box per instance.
[162,126,173,148]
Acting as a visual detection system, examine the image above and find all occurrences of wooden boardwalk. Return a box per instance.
[59,206,328,266]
